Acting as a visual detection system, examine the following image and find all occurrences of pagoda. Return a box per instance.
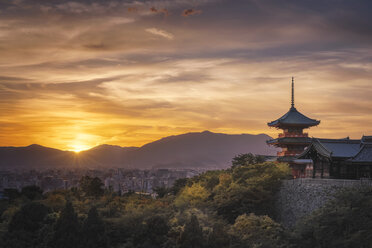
[267,78,320,177]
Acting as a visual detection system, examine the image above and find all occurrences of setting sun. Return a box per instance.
[67,134,96,152]
[70,144,91,153]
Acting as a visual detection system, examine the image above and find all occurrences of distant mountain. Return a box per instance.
[0,144,75,169]
[0,131,277,169]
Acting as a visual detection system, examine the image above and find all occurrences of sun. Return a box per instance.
[70,143,91,153]
[68,133,97,153]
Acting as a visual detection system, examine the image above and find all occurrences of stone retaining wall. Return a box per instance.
[275,178,372,228]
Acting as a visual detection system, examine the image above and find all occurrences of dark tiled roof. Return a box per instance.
[350,144,372,163]
[268,107,320,128]
[362,136,372,144]
[316,138,361,158]
[298,138,361,159]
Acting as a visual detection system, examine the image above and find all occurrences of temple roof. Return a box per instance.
[350,144,372,163]
[362,135,372,143]
[316,138,360,158]
[268,107,320,128]
[348,136,372,163]
[298,138,362,159]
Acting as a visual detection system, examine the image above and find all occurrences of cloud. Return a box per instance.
[145,28,174,40]
[182,9,202,17]
[150,7,169,17]
[127,7,138,13]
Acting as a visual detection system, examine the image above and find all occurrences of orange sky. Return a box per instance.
[1,0,372,151]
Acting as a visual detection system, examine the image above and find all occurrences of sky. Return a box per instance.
[1,0,372,151]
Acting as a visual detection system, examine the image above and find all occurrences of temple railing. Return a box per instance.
[277,151,301,156]
[278,132,308,138]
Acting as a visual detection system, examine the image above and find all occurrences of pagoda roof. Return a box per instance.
[267,136,311,145]
[268,106,320,128]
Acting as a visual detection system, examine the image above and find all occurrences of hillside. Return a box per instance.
[0,131,277,169]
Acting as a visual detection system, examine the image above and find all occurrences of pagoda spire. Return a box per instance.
[291,77,294,108]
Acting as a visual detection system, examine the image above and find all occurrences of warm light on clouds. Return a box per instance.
[145,28,174,40]
[0,0,372,150]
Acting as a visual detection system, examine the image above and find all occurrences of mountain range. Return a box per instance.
[0,131,277,170]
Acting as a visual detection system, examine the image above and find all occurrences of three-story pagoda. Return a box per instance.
[267,78,320,175]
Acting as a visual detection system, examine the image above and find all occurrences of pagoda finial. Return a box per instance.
[291,77,294,108]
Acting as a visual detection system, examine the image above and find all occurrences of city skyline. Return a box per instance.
[1,0,372,151]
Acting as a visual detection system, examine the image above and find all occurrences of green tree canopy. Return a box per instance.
[21,185,43,200]
[49,202,81,248]
[79,176,104,198]
[179,214,204,248]
[81,207,109,248]
[153,186,170,198]
[231,213,288,248]
[232,153,266,168]
[2,202,50,248]
[293,188,372,248]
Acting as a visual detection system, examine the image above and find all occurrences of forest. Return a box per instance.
[1,154,372,248]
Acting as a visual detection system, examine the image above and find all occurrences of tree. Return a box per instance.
[175,183,210,208]
[44,193,66,212]
[21,185,43,200]
[81,207,109,248]
[231,213,288,248]
[207,223,230,248]
[293,188,372,248]
[179,214,204,248]
[213,162,291,222]
[153,186,170,198]
[1,202,50,248]
[79,176,104,198]
[3,188,20,202]
[170,178,189,195]
[143,215,170,247]
[49,202,81,248]
[232,153,266,168]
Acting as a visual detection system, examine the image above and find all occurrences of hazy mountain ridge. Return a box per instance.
[0,131,277,169]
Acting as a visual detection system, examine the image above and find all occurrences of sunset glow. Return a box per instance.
[1,0,372,150]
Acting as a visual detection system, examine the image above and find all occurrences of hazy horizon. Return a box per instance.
[0,130,272,152]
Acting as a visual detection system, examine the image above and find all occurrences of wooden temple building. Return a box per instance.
[267,78,372,179]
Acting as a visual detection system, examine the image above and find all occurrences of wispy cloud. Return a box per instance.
[145,28,174,40]
[182,9,202,17]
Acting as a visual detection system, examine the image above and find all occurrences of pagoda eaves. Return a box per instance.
[267,106,320,129]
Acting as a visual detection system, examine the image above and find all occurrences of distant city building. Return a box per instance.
[0,168,201,194]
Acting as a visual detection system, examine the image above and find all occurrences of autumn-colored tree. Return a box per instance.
[232,213,288,248]
[175,183,210,208]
